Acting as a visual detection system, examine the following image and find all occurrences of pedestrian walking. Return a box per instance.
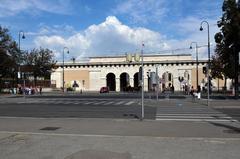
[197,85,201,99]
[39,86,42,95]
[190,86,194,96]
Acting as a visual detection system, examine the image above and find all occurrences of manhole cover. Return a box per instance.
[40,127,60,131]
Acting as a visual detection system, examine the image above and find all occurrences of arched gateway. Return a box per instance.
[106,73,116,91]
[133,72,139,90]
[120,72,130,91]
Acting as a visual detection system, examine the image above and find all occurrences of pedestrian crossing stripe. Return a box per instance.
[0,100,137,106]
[103,101,115,105]
[115,101,125,105]
[155,115,232,119]
[84,101,95,104]
[155,118,238,122]
[155,114,237,122]
[125,101,135,105]
[155,113,225,116]
[92,101,105,105]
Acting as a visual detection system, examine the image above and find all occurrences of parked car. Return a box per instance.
[100,87,109,93]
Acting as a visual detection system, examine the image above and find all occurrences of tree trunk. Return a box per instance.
[34,75,37,87]
[234,49,239,99]
[223,75,227,94]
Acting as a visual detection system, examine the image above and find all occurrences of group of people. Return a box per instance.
[17,86,42,95]
[162,83,175,93]
[189,85,201,99]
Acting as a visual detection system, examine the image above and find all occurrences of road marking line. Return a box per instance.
[103,101,115,105]
[155,118,238,122]
[155,114,227,116]
[125,101,135,105]
[114,101,125,105]
[84,102,95,104]
[155,116,233,119]
[92,101,105,105]
[1,131,240,140]
[63,102,74,104]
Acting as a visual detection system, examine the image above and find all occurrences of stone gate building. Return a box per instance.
[51,54,226,92]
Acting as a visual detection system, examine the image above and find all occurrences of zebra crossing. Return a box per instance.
[0,98,138,106]
[155,105,238,122]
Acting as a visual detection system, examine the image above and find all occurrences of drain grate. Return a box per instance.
[123,114,139,119]
[40,127,60,131]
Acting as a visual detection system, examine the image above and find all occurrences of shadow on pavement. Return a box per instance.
[209,122,240,134]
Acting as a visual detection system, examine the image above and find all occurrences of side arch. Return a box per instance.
[106,73,116,91]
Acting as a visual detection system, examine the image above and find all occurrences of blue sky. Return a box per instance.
[0,0,223,60]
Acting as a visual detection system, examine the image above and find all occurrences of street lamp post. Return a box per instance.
[141,43,144,120]
[190,42,199,88]
[200,21,210,106]
[155,64,159,101]
[62,47,69,93]
[18,31,25,94]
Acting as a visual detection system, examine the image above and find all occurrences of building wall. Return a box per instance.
[64,70,89,90]
[51,54,229,92]
[89,54,192,63]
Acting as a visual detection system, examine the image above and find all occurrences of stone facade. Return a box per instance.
[51,54,229,92]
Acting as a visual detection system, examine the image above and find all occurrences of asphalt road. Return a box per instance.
[215,108,240,121]
[0,97,156,119]
[0,94,240,121]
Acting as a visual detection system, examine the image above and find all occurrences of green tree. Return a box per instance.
[214,0,240,96]
[0,26,21,91]
[24,48,56,86]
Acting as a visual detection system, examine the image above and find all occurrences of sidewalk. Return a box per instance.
[0,117,240,159]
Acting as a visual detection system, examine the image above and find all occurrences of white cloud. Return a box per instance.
[0,0,73,17]
[33,16,220,61]
[113,0,168,24]
[34,16,168,60]
[27,24,77,36]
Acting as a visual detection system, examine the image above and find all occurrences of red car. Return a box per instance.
[100,87,109,93]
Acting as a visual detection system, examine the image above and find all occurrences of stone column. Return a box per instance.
[116,78,120,92]
[129,77,134,87]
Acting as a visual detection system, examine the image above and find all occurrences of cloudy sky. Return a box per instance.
[0,0,223,61]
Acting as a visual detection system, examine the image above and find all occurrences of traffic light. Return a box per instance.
[203,67,207,74]
[139,66,142,81]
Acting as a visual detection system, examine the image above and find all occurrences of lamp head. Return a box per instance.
[67,50,69,54]
[22,33,25,39]
[200,26,203,31]
[189,46,193,49]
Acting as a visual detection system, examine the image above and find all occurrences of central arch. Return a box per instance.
[106,73,116,91]
[134,72,139,91]
[120,72,130,91]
